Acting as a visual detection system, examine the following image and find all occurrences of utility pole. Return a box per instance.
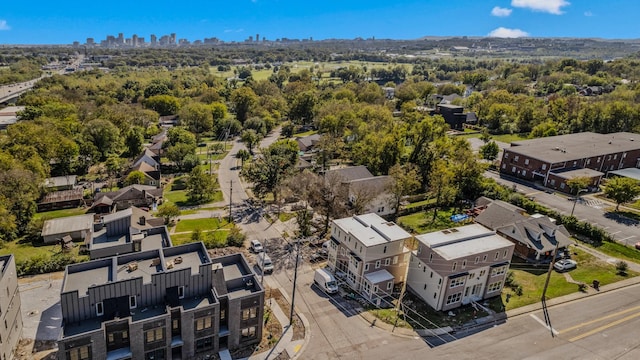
[228,180,233,223]
[570,189,588,218]
[289,240,300,326]
[541,240,560,338]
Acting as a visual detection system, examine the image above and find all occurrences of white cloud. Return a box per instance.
[511,0,570,15]
[488,27,529,38]
[0,20,10,31]
[584,11,593,16]
[224,28,244,33]
[491,6,513,17]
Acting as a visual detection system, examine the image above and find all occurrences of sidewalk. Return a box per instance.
[244,299,305,360]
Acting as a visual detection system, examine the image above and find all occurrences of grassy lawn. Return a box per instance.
[164,189,223,207]
[175,218,231,233]
[278,212,296,223]
[502,246,637,310]
[0,239,88,265]
[403,198,436,210]
[589,241,640,264]
[293,130,318,137]
[170,230,229,247]
[397,208,462,234]
[34,207,87,220]
[459,132,530,144]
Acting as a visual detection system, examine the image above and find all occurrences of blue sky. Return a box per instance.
[1,0,638,44]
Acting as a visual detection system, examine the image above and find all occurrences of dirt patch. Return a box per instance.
[15,338,58,360]
[268,288,305,341]
[18,271,65,284]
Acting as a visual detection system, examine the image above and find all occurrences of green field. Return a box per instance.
[175,218,230,232]
[397,208,460,234]
[0,239,88,265]
[34,207,88,220]
[502,246,636,310]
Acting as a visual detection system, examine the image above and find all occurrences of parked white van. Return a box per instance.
[257,253,274,274]
[313,268,338,294]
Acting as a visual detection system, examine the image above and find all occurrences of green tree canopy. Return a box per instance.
[604,177,640,211]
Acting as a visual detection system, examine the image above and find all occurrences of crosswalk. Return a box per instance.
[583,199,605,209]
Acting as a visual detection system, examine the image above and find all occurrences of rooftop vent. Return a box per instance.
[166,261,174,269]
[128,262,138,272]
[174,256,183,264]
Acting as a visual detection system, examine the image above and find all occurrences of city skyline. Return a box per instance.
[1,0,639,45]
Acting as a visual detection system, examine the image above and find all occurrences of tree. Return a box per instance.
[242,143,297,206]
[388,164,421,218]
[125,170,147,186]
[186,166,217,203]
[240,129,261,155]
[603,177,640,211]
[124,126,144,158]
[157,202,180,225]
[479,141,499,161]
[144,95,180,116]
[82,119,123,161]
[566,176,591,195]
[179,102,214,140]
[166,143,197,171]
[167,127,197,147]
[288,91,317,125]
[309,172,349,234]
[230,87,258,123]
[429,160,457,221]
[236,149,250,167]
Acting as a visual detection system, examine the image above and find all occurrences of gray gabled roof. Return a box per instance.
[496,217,572,254]
[474,200,528,230]
[326,165,374,182]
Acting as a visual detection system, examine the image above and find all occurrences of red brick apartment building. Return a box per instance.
[500,132,640,193]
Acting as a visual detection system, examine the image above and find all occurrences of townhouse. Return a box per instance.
[327,213,411,305]
[407,224,515,311]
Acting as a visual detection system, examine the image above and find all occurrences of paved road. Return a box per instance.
[429,282,640,359]
[485,171,638,246]
[217,130,431,359]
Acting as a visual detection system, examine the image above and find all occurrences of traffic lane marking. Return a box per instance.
[559,305,640,334]
[568,311,640,342]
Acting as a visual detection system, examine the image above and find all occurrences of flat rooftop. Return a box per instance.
[63,243,211,295]
[416,224,513,261]
[507,132,640,163]
[609,168,640,182]
[333,213,411,247]
[551,167,604,180]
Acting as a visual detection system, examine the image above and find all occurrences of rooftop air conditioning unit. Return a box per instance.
[174,256,183,264]
[166,261,174,269]
[128,262,138,271]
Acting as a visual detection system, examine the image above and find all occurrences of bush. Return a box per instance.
[616,261,629,276]
[227,227,246,247]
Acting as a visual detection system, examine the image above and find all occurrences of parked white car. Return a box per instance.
[554,259,577,272]
[250,239,264,253]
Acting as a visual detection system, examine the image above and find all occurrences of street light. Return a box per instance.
[570,189,588,218]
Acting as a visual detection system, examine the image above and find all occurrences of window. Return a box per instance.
[384,258,390,266]
[488,282,502,292]
[130,295,137,309]
[495,252,499,260]
[145,349,165,360]
[375,260,381,269]
[178,286,185,299]
[542,164,547,170]
[434,293,437,299]
[524,159,529,165]
[387,282,393,290]
[560,183,565,189]
[462,260,466,269]
[573,161,577,167]
[503,250,508,258]
[586,159,591,165]
[483,255,487,262]
[491,266,506,277]
[220,309,226,321]
[383,246,387,253]
[393,256,398,264]
[550,179,555,185]
[373,285,379,293]
[474,256,479,264]
[469,272,475,279]
[95,302,104,316]
[423,266,426,273]
[196,316,213,330]
[145,327,164,343]
[504,153,509,158]
[67,345,90,360]
[502,163,506,169]
[195,337,213,352]
[522,170,526,176]
[430,271,433,278]
[424,284,427,290]
[452,262,457,271]
[241,326,257,339]
[450,278,464,288]
[446,292,462,305]
[514,156,519,162]
[597,157,601,163]
[172,319,180,330]
[479,270,486,277]
[429,253,433,263]
[511,166,516,173]
[364,263,369,272]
